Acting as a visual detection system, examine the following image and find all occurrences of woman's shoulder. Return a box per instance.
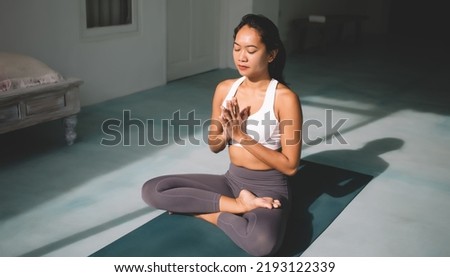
[216,78,241,89]
[274,82,302,119]
[275,82,300,103]
[214,78,241,96]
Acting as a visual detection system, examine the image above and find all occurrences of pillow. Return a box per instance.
[0,52,63,92]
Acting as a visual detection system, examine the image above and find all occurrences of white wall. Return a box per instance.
[0,0,166,106]
[218,0,253,69]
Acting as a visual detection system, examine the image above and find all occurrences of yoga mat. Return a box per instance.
[276,160,373,256]
[91,160,373,257]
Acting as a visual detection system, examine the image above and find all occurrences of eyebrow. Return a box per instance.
[233,42,258,49]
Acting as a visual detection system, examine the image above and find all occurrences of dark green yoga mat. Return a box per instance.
[90,160,373,257]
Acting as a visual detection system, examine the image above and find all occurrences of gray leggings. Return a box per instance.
[141,164,290,256]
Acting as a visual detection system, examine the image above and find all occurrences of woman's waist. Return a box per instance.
[228,145,279,170]
[226,162,287,185]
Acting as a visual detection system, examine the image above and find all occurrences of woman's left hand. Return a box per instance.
[221,97,250,143]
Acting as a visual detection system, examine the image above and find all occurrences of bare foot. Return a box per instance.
[236,189,281,213]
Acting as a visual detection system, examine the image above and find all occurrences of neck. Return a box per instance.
[243,74,271,89]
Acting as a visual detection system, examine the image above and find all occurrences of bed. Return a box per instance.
[0,52,83,145]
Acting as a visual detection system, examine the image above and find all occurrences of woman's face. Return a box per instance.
[233,25,273,79]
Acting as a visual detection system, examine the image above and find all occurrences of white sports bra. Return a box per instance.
[222,76,281,150]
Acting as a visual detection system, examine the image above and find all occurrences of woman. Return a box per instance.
[142,14,302,256]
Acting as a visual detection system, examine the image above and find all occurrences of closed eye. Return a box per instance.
[233,42,258,54]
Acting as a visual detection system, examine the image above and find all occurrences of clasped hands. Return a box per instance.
[220,97,250,143]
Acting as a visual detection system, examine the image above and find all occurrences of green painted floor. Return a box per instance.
[1,37,449,256]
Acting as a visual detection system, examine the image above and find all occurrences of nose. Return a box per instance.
[238,50,247,62]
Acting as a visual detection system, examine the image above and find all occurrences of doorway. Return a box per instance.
[167,0,220,81]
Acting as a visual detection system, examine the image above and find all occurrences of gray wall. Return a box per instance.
[278,0,391,52]
[0,0,252,106]
[0,0,166,106]
[0,0,392,106]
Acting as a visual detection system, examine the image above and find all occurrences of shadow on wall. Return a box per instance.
[277,137,405,256]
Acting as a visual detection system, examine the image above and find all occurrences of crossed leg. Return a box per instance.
[141,173,286,256]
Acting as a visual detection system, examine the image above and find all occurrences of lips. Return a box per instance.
[237,65,249,71]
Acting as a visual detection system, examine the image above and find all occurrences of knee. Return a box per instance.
[247,232,280,257]
[141,177,162,208]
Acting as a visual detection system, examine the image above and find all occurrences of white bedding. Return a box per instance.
[0,52,63,92]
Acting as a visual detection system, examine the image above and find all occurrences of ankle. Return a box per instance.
[234,197,247,214]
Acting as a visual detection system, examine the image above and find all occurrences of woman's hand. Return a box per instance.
[220,97,250,143]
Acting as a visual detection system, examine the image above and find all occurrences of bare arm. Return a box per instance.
[227,88,302,176]
[208,80,233,153]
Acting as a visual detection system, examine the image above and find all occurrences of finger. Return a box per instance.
[228,100,235,116]
[222,105,232,119]
[226,101,235,118]
[221,115,231,125]
[229,104,239,120]
[240,106,251,120]
[232,97,240,116]
[219,115,227,125]
[222,108,231,118]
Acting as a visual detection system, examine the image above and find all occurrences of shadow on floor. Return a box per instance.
[277,137,404,256]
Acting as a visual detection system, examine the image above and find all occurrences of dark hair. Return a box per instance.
[233,14,287,85]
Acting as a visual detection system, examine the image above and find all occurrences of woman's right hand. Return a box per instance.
[220,98,250,143]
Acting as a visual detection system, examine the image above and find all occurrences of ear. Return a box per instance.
[268,49,279,63]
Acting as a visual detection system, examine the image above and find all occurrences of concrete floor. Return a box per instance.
[1,36,449,257]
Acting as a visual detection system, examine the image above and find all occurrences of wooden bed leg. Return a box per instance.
[63,115,78,145]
